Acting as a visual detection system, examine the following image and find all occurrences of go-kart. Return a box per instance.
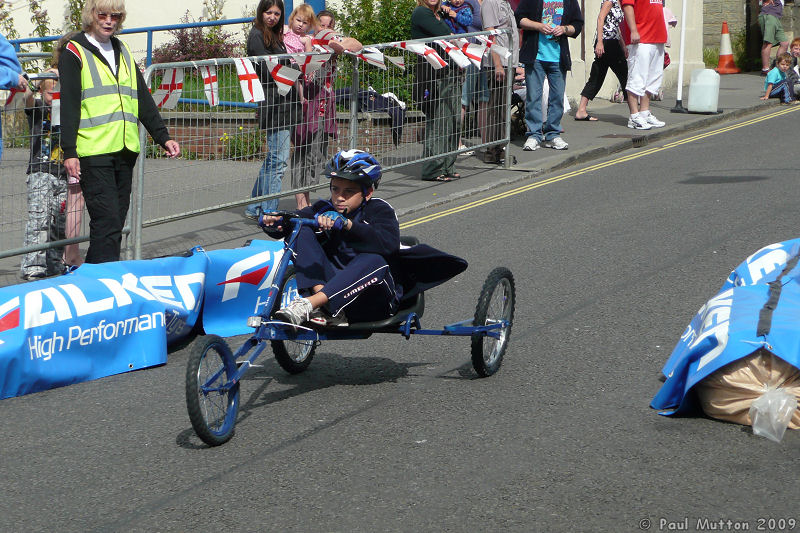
[185,212,515,446]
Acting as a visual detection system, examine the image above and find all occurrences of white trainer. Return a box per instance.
[644,113,665,127]
[523,137,540,151]
[627,115,652,130]
[274,297,314,326]
[544,136,568,150]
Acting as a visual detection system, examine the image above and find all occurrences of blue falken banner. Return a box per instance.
[0,239,287,400]
[652,238,800,415]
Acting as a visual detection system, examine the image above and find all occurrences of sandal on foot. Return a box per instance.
[422,174,453,182]
[574,114,598,121]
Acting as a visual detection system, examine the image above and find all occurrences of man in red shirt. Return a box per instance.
[621,0,667,130]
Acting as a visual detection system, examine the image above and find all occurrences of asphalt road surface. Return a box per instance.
[4,107,800,533]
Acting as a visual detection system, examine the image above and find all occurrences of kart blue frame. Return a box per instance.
[186,213,515,446]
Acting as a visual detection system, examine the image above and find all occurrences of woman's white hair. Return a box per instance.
[81,0,127,33]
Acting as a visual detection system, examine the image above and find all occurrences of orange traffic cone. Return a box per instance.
[715,21,740,74]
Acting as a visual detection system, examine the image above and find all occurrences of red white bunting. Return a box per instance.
[50,84,60,126]
[453,38,487,68]
[475,34,511,61]
[433,39,471,69]
[393,41,447,69]
[386,55,406,70]
[264,58,301,96]
[235,58,264,103]
[311,29,339,48]
[152,67,183,109]
[199,65,219,106]
[292,52,332,77]
[348,46,386,70]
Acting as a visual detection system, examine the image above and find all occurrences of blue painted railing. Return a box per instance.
[10,17,253,66]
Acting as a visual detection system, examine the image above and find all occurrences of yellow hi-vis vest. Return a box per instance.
[72,39,140,157]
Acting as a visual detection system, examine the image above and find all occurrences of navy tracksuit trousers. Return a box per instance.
[293,226,400,322]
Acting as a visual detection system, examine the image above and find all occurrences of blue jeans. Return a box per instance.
[524,60,566,142]
[247,129,290,216]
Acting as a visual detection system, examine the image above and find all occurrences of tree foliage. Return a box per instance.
[338,0,416,45]
[152,12,243,63]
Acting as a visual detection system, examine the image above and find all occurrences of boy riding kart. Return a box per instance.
[259,149,468,327]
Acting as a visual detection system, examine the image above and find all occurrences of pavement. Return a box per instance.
[0,71,776,288]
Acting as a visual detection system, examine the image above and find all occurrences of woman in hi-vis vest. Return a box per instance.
[59,0,180,264]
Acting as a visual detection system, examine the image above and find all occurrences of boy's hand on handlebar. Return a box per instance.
[259,214,283,230]
[318,211,349,231]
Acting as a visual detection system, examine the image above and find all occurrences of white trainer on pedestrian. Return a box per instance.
[274,297,314,326]
[644,113,665,127]
[544,136,568,150]
[523,137,540,151]
[627,114,652,130]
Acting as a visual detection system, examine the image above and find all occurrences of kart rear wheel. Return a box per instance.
[471,267,515,377]
[186,335,240,446]
[271,267,316,374]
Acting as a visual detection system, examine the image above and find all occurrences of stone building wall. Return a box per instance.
[704,0,748,49]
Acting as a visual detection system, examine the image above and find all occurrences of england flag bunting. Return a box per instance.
[311,29,339,48]
[433,39,471,69]
[264,58,301,96]
[393,41,447,69]
[291,52,332,78]
[347,47,386,70]
[152,67,183,109]
[453,38,487,68]
[476,34,511,61]
[386,55,406,70]
[235,57,265,102]
[50,83,60,126]
[199,65,219,106]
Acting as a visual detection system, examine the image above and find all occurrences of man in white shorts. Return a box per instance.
[621,0,667,130]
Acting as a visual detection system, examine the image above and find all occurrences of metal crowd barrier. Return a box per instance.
[0,29,514,277]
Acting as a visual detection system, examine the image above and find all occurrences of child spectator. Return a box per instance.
[284,4,314,55]
[761,52,795,103]
[291,9,362,210]
[442,0,474,35]
[20,69,67,280]
[786,37,800,97]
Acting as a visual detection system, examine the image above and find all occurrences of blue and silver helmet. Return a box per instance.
[324,149,382,190]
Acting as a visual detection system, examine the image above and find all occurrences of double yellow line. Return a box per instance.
[400,106,798,230]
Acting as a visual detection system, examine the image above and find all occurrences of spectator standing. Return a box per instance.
[412,0,462,182]
[20,70,67,280]
[459,0,488,153]
[480,0,518,163]
[0,32,28,161]
[245,0,301,218]
[515,0,583,152]
[574,0,627,122]
[620,0,667,130]
[291,10,362,210]
[759,0,789,76]
[59,0,180,264]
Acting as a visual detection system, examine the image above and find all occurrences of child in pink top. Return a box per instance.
[284,3,314,54]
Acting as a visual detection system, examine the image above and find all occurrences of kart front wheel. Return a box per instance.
[471,267,515,377]
[185,335,240,446]
[271,267,316,374]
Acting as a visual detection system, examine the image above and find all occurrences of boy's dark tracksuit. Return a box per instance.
[268,198,469,322]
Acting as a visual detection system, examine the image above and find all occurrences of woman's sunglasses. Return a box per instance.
[96,12,122,21]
